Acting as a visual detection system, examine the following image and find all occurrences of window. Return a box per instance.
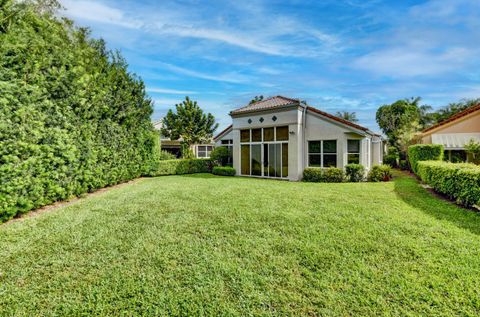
[347,140,360,164]
[241,145,250,175]
[252,128,262,142]
[197,145,213,158]
[308,140,337,167]
[263,127,274,141]
[239,127,289,178]
[276,126,289,141]
[240,129,250,142]
[221,139,233,166]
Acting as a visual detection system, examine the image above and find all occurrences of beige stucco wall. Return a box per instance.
[421,111,480,144]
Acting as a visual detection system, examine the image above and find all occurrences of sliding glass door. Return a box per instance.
[240,126,288,179]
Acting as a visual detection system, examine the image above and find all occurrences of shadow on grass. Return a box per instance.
[393,171,480,236]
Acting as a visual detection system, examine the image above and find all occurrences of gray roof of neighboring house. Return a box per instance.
[230,96,301,115]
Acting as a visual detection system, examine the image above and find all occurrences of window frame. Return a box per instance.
[347,139,361,165]
[239,126,289,178]
[307,140,338,168]
[197,145,213,158]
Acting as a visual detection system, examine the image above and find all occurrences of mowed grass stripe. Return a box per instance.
[1,173,479,316]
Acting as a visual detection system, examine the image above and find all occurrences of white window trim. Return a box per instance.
[307,140,338,168]
[196,145,213,158]
[347,139,361,164]
[239,127,289,178]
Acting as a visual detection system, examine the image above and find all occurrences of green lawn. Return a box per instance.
[1,173,480,316]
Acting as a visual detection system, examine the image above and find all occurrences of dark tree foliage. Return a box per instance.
[335,111,358,123]
[376,97,422,147]
[249,95,264,104]
[429,98,480,125]
[0,0,157,221]
[161,97,218,156]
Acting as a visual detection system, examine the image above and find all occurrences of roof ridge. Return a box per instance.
[422,103,480,133]
[213,124,233,141]
[230,95,301,115]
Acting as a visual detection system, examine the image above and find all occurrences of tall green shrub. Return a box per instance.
[0,1,156,222]
[408,144,444,174]
[417,161,480,208]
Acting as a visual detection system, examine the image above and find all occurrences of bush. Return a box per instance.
[0,2,157,222]
[159,150,176,160]
[399,160,409,171]
[384,146,399,168]
[408,144,444,174]
[303,167,344,183]
[417,161,480,208]
[147,159,213,176]
[367,165,393,182]
[212,166,236,176]
[210,147,230,166]
[345,164,365,182]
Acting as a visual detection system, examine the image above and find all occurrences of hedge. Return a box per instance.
[303,167,344,183]
[0,2,157,222]
[345,164,365,182]
[147,159,213,176]
[408,144,444,174]
[367,165,393,182]
[212,166,236,176]
[417,161,480,208]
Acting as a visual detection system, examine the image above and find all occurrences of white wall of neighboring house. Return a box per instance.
[153,119,214,158]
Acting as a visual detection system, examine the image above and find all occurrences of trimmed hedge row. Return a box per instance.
[147,159,214,176]
[0,2,156,222]
[212,166,236,176]
[303,168,345,183]
[408,144,444,174]
[417,161,480,208]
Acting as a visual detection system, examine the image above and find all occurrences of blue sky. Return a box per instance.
[61,0,480,132]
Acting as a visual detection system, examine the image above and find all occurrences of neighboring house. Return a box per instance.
[419,103,480,162]
[153,120,214,158]
[214,96,383,181]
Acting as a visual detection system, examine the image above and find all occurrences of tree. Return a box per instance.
[376,97,423,149]
[210,146,230,166]
[161,97,218,157]
[335,111,358,123]
[465,139,480,164]
[249,95,264,104]
[429,98,480,125]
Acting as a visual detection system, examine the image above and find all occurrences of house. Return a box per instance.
[419,103,480,162]
[153,120,214,158]
[214,96,383,181]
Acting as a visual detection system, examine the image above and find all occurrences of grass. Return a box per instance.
[1,172,480,316]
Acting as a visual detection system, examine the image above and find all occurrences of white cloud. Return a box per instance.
[61,0,339,58]
[147,88,197,94]
[157,63,252,84]
[61,0,142,28]
[352,47,473,77]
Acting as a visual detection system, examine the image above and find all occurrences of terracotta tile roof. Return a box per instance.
[306,106,370,132]
[213,124,233,141]
[422,103,480,134]
[230,96,300,115]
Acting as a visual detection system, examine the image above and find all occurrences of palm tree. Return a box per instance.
[335,111,358,123]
